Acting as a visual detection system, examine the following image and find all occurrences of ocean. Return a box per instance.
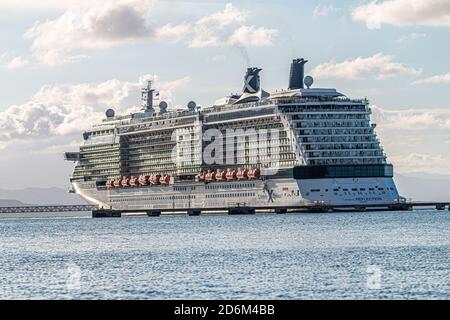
[0,210,449,299]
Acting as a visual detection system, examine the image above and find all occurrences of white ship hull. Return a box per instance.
[73,176,400,211]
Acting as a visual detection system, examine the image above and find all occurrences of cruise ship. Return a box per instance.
[65,58,403,214]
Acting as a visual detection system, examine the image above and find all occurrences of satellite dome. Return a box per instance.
[304,76,314,89]
[159,101,168,114]
[105,109,115,118]
[187,101,197,111]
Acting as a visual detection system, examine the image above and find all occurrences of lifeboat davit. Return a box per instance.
[130,177,139,187]
[139,175,150,186]
[161,175,171,185]
[151,173,161,185]
[226,169,237,181]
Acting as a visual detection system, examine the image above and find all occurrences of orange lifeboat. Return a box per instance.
[215,170,226,181]
[129,177,139,187]
[226,169,237,181]
[121,177,130,187]
[247,168,261,180]
[114,178,122,188]
[161,175,171,185]
[236,168,248,180]
[198,171,207,182]
[139,175,150,186]
[205,170,214,182]
[106,180,114,188]
[151,173,161,185]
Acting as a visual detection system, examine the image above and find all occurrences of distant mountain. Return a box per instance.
[0,199,32,207]
[0,187,87,206]
[395,173,450,202]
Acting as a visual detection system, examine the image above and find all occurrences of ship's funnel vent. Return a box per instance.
[288,58,308,90]
[243,67,262,94]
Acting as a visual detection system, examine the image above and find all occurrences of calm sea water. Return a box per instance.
[0,210,449,300]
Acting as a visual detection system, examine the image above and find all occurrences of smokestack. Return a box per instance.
[288,58,308,90]
[243,67,262,94]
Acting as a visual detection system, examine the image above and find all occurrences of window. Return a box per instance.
[293,164,394,179]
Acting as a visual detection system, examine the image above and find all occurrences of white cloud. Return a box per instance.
[313,4,340,18]
[196,2,245,28]
[155,23,193,42]
[371,105,450,175]
[227,25,277,47]
[24,0,154,65]
[5,55,30,69]
[371,105,450,130]
[352,0,450,29]
[19,2,277,66]
[311,53,421,80]
[188,3,244,48]
[0,75,190,145]
[390,153,450,174]
[396,32,426,43]
[413,71,450,85]
[187,3,276,49]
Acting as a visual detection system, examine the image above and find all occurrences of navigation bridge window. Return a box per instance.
[293,164,394,179]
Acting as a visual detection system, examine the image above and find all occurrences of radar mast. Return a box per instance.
[141,80,155,113]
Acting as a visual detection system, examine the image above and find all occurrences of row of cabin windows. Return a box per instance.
[120,119,197,134]
[111,195,196,202]
[125,126,198,144]
[308,159,383,165]
[310,187,395,193]
[206,193,256,199]
[205,183,256,190]
[173,186,196,191]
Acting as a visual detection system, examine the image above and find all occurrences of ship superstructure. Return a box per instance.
[65,58,401,213]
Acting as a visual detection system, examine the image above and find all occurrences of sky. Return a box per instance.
[0,0,450,189]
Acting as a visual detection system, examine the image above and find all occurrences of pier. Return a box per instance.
[0,202,448,217]
[92,201,450,218]
[0,205,96,214]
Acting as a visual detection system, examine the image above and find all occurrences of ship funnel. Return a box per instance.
[243,67,262,94]
[288,58,308,90]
